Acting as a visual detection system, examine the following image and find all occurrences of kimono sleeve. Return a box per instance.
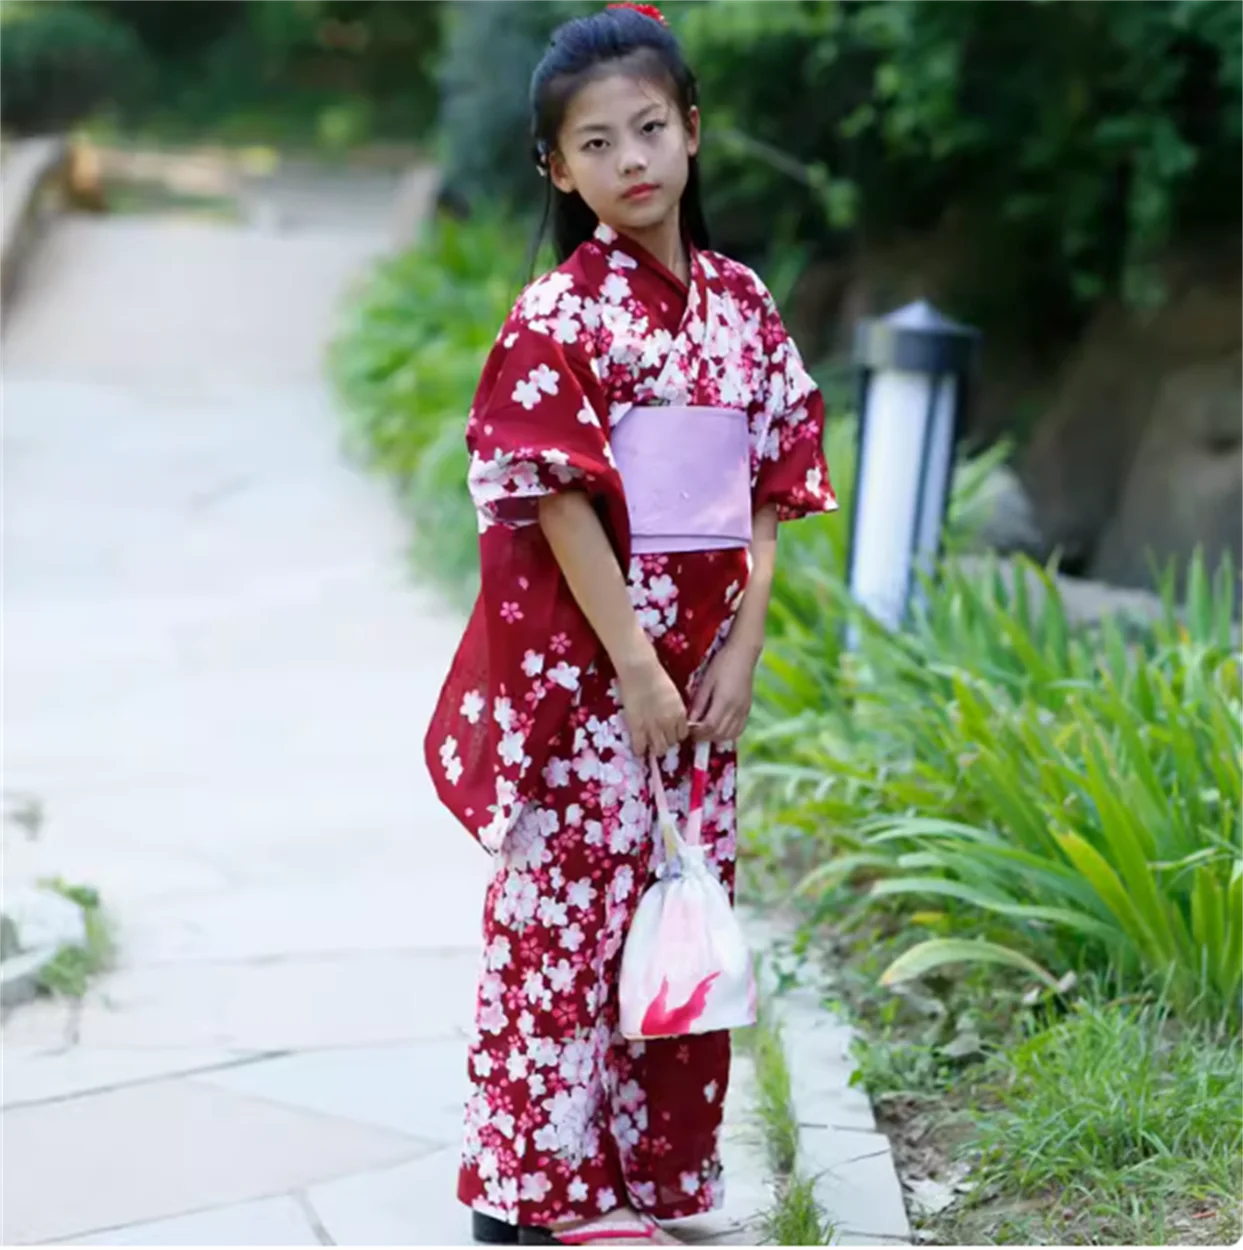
[466,273,619,532]
[748,276,840,523]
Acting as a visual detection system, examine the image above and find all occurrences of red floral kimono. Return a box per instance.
[426,223,836,1229]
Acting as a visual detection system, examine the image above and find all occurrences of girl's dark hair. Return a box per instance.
[528,6,711,268]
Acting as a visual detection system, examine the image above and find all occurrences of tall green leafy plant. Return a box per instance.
[754,549,1242,1024]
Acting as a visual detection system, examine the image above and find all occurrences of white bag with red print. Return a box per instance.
[619,741,757,1041]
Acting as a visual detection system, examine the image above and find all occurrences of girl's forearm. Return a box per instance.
[729,505,779,661]
[538,492,656,677]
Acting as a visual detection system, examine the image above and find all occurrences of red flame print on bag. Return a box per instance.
[640,972,721,1036]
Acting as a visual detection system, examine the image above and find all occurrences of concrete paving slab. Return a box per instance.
[3,1046,260,1108]
[810,1147,912,1241]
[306,1148,469,1247]
[2,1075,434,1245]
[751,926,909,1242]
[197,1038,469,1146]
[115,873,488,967]
[72,949,480,1050]
[62,1196,321,1247]
[0,994,77,1052]
[798,1125,898,1170]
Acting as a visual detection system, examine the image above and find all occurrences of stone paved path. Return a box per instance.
[2,195,909,1248]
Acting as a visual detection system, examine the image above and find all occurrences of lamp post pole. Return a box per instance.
[848,300,980,633]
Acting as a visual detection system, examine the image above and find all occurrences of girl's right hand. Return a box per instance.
[617,654,689,757]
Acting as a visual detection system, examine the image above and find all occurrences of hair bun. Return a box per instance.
[606,3,668,26]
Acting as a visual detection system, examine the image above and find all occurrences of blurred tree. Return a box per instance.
[0,1,151,133]
[436,1,587,211]
[433,0,1241,327]
[92,1,245,58]
[681,0,1241,318]
[1,1,443,147]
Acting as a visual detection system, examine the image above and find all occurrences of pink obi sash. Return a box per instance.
[610,406,753,555]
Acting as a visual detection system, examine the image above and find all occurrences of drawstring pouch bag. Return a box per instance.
[619,740,757,1040]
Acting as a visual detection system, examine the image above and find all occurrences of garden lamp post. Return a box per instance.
[847,300,980,633]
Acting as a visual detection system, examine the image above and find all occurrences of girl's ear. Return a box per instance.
[549,150,575,196]
[685,106,701,158]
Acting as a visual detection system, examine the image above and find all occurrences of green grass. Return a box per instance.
[34,879,114,999]
[739,990,837,1246]
[940,1000,1243,1246]
[762,1174,836,1247]
[744,1006,800,1177]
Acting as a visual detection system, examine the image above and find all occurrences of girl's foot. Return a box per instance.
[524,1207,682,1246]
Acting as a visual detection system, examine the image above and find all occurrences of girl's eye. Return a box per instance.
[643,120,666,135]
[583,138,608,152]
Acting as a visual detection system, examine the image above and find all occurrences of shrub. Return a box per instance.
[0,1,151,134]
[751,551,1242,1025]
[329,210,544,597]
[436,1,586,212]
[681,0,1243,314]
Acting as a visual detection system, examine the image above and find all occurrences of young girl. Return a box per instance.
[426,5,837,1245]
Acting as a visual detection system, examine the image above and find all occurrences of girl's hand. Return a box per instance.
[618,654,689,757]
[688,642,757,744]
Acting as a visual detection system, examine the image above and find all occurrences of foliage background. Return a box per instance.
[1,0,444,149]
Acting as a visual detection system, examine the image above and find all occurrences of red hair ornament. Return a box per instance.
[607,3,668,26]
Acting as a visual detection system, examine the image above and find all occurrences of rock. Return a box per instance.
[951,555,1168,630]
[3,885,86,954]
[0,885,88,1009]
[1019,247,1242,583]
[1091,354,1242,590]
[1019,300,1160,571]
[971,465,1045,557]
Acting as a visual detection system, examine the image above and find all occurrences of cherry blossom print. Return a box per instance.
[513,363,561,410]
[440,735,463,785]
[458,616,741,1226]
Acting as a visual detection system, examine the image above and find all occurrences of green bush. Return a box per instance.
[436,0,586,212]
[431,0,1241,325]
[750,552,1242,1024]
[329,211,546,598]
[0,1,151,133]
[681,0,1242,314]
[92,0,244,59]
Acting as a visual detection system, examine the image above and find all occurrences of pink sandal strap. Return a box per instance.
[554,1222,657,1245]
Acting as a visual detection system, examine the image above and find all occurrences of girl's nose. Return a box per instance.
[618,148,648,177]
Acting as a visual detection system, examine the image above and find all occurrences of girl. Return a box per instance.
[426,5,837,1245]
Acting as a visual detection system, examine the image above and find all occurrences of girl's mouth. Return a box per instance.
[622,183,660,201]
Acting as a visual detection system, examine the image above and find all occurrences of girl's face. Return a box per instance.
[550,71,700,241]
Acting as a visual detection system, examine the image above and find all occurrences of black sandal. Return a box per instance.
[471,1212,559,1245]
[473,1210,666,1245]
[473,1212,519,1244]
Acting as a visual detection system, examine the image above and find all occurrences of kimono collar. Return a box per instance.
[592,221,702,300]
